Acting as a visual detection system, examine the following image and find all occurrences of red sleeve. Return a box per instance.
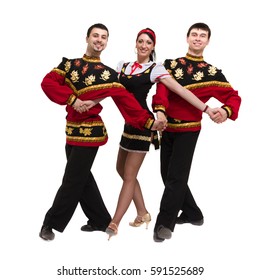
[66,86,155,130]
[41,72,154,129]
[208,86,241,121]
[41,71,77,106]
[110,88,154,130]
[152,82,170,113]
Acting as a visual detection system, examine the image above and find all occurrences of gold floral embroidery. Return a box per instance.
[79,128,93,136]
[66,127,74,135]
[71,70,79,83]
[65,61,71,72]
[174,68,184,80]
[170,60,177,69]
[208,66,217,76]
[100,70,111,81]
[193,71,204,81]
[144,69,151,74]
[84,74,96,86]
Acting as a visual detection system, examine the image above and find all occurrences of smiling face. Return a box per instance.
[86,27,108,57]
[135,33,155,63]
[186,28,210,56]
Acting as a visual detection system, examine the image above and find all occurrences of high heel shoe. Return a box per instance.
[105,222,118,240]
[129,213,151,229]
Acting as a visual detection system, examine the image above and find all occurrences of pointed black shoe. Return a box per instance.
[81,224,106,232]
[39,225,55,241]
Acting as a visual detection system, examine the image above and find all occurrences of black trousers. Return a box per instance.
[154,130,203,232]
[43,144,111,232]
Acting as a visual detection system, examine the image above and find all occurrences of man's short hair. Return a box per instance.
[187,22,211,39]
[87,23,109,37]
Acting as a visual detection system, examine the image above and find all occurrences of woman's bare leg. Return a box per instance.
[112,149,146,226]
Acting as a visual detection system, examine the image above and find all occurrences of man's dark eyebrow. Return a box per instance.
[92,32,107,37]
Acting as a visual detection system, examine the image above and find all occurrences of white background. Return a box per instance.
[1,0,259,279]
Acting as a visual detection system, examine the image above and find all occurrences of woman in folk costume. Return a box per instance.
[105,28,219,240]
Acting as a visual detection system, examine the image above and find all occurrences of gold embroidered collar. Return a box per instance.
[83,54,101,63]
[185,53,204,62]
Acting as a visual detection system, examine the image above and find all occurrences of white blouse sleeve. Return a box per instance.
[116,60,125,73]
[150,62,170,83]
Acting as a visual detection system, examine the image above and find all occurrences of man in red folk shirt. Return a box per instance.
[39,23,164,241]
[152,22,241,242]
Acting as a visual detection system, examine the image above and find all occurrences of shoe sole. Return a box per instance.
[177,219,204,226]
[153,236,165,242]
[39,230,55,241]
[39,234,54,241]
